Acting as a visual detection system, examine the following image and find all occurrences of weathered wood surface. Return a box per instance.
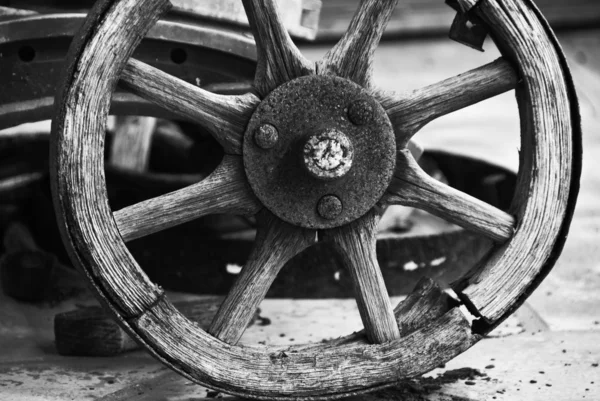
[120,59,258,155]
[49,0,578,397]
[317,0,398,88]
[377,58,519,145]
[51,0,482,396]
[51,0,172,317]
[113,155,261,242]
[208,211,316,344]
[132,298,479,397]
[291,277,457,351]
[322,210,400,343]
[3,0,593,394]
[242,0,315,97]
[451,0,577,325]
[3,306,598,400]
[385,149,515,242]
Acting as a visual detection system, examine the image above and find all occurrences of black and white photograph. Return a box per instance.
[0,0,597,400]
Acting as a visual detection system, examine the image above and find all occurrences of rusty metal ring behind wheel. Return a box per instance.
[50,0,580,400]
[0,13,257,131]
[0,12,256,201]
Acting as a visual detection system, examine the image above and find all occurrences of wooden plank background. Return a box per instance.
[317,0,600,39]
[3,0,600,41]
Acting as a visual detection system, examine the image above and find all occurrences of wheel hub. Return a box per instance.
[243,75,396,229]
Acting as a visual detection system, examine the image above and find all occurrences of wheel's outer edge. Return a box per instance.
[451,0,581,328]
[459,0,582,334]
[50,0,579,400]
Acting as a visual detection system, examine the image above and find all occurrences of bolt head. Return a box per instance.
[254,124,279,149]
[347,100,373,125]
[317,195,343,220]
[303,129,354,181]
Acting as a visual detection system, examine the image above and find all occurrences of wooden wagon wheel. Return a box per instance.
[50,0,580,398]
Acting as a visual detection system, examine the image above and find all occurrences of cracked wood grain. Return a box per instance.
[290,277,457,351]
[322,210,400,343]
[51,0,172,317]
[385,150,515,243]
[132,299,480,397]
[317,0,398,88]
[50,0,473,396]
[120,58,259,154]
[377,58,518,145]
[242,0,314,97]
[208,211,316,344]
[113,155,261,242]
[452,0,575,323]
[51,0,577,395]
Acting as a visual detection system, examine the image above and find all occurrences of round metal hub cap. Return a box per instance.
[303,129,354,180]
[243,75,396,229]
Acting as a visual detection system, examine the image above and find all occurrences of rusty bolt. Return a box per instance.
[303,129,354,181]
[317,195,343,220]
[347,100,373,125]
[254,124,279,149]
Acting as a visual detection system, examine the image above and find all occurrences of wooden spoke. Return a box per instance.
[109,116,156,172]
[385,150,515,242]
[317,0,398,88]
[242,0,314,97]
[120,58,260,154]
[378,58,518,144]
[208,211,316,344]
[113,155,261,242]
[323,210,400,343]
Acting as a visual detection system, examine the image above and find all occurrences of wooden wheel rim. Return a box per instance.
[50,0,580,399]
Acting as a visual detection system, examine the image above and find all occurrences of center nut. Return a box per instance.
[243,75,396,229]
[303,129,354,181]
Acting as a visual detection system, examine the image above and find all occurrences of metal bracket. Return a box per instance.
[446,0,489,52]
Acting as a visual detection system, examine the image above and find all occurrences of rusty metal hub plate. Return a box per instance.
[243,75,396,229]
